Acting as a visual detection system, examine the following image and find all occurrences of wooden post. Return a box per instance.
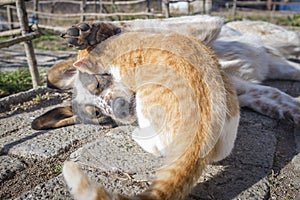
[163,0,170,18]
[146,0,150,18]
[50,1,55,13]
[267,0,272,11]
[99,0,103,14]
[80,0,86,21]
[6,5,13,30]
[232,0,237,20]
[111,0,117,13]
[202,0,206,14]
[270,3,276,22]
[16,0,39,88]
[33,0,39,21]
[94,0,97,19]
[187,1,191,15]
[146,0,150,12]
[111,0,120,20]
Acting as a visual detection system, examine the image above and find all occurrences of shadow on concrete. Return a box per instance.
[188,109,298,199]
[0,130,49,156]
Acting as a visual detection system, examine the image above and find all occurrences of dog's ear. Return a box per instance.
[31,106,78,130]
[47,58,78,90]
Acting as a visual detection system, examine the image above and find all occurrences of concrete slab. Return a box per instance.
[0,122,105,159]
[70,126,163,181]
[0,88,108,159]
[57,109,278,199]
[15,175,70,200]
[0,156,26,184]
[0,79,297,199]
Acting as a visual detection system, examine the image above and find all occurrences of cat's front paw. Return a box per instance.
[61,22,121,50]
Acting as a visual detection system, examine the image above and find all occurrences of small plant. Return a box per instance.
[51,164,62,174]
[33,94,43,103]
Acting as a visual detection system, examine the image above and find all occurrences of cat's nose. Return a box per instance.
[112,97,130,119]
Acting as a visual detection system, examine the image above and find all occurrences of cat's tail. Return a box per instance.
[63,132,206,200]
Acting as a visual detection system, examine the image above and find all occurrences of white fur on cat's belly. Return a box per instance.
[135,92,150,128]
[109,66,121,81]
[211,114,240,162]
[133,93,165,156]
[132,126,165,156]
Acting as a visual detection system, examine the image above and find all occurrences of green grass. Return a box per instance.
[32,29,76,51]
[51,164,62,174]
[0,68,46,98]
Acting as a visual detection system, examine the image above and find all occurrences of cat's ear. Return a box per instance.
[47,58,78,90]
[31,106,78,130]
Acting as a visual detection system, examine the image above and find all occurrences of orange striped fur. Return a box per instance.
[63,32,240,200]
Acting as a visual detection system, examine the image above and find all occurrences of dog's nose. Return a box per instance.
[112,97,130,119]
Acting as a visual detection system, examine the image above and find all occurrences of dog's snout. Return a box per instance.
[112,97,130,119]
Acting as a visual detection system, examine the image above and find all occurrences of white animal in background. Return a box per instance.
[226,20,300,58]
[214,21,300,123]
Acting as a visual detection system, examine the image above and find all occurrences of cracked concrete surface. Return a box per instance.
[0,80,299,199]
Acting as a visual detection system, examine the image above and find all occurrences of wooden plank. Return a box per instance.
[112,0,146,5]
[273,2,300,5]
[0,31,40,48]
[0,0,17,6]
[169,0,196,3]
[38,0,147,6]
[0,0,30,6]
[27,10,161,18]
[39,0,81,4]
[38,24,66,32]
[0,28,21,37]
[227,1,266,7]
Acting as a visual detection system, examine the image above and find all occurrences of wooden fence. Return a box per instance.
[0,0,40,88]
[227,0,300,20]
[27,0,162,25]
[0,0,299,88]
[2,1,299,31]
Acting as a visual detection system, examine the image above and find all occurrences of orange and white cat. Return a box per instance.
[33,15,300,199]
[62,32,240,199]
